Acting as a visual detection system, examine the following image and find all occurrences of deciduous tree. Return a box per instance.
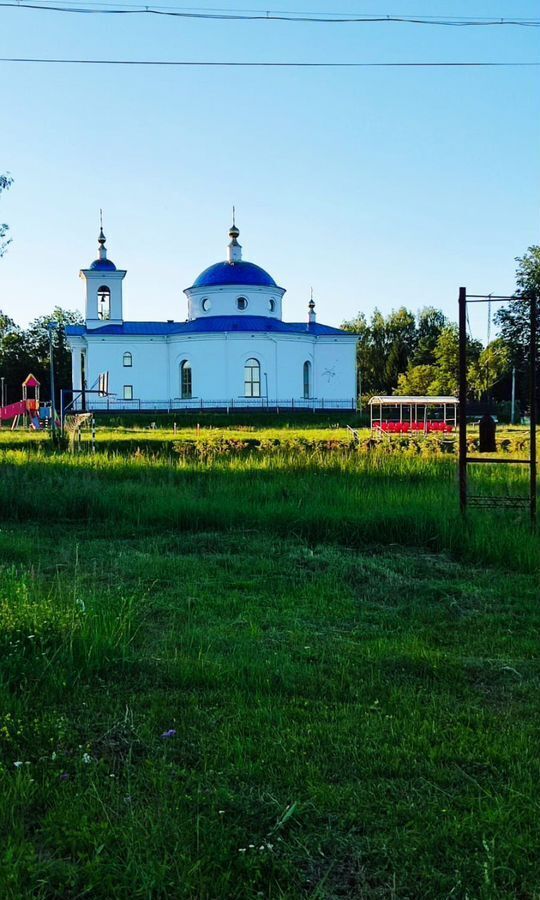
[0,174,13,258]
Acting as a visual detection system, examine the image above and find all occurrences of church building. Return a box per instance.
[66,220,358,411]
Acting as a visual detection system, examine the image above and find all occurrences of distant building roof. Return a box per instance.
[369,396,458,405]
[66,316,352,337]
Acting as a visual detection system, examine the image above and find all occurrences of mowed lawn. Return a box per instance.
[0,446,538,898]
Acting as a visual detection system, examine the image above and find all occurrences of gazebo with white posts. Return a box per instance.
[369,396,458,434]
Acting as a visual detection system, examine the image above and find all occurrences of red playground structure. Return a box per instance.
[0,374,53,430]
[369,395,458,435]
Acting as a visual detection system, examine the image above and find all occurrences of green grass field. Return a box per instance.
[0,430,538,898]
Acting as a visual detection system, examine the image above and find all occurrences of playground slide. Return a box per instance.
[0,400,28,421]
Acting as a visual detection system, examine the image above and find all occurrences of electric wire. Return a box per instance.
[1,2,540,25]
[0,57,538,66]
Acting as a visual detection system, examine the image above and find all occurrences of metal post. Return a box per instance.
[459,287,468,514]
[48,323,58,444]
[511,366,516,425]
[92,416,96,454]
[81,353,86,412]
[530,293,537,529]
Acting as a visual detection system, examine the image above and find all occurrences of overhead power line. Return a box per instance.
[0,57,538,67]
[1,2,540,25]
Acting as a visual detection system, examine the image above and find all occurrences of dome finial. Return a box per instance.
[98,209,107,260]
[228,210,242,263]
[308,287,316,324]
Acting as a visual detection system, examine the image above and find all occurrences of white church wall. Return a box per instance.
[274,338,313,400]
[164,334,356,404]
[313,340,357,401]
[171,336,227,401]
[77,332,357,408]
[86,337,169,402]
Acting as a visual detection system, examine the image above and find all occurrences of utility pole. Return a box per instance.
[510,366,516,425]
[48,322,58,443]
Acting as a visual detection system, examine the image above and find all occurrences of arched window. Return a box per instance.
[180,360,192,399]
[123,351,132,367]
[303,361,311,399]
[237,296,248,311]
[269,298,275,312]
[244,358,261,398]
[202,298,211,312]
[97,286,111,320]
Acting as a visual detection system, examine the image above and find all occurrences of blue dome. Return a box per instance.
[191,260,277,289]
[89,258,117,271]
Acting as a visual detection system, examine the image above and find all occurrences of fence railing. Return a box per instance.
[70,398,357,413]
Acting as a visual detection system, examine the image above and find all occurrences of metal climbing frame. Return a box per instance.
[458,288,537,528]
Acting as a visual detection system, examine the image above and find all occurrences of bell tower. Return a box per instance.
[80,223,126,329]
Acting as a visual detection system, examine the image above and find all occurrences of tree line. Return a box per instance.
[341,247,539,410]
[0,308,83,406]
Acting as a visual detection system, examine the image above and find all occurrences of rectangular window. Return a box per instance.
[244,370,261,397]
[303,361,311,399]
[123,385,133,401]
[181,362,192,399]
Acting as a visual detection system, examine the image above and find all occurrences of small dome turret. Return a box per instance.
[227,213,242,264]
[308,289,316,324]
[89,224,116,271]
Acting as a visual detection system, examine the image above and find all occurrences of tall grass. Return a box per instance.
[0,447,536,572]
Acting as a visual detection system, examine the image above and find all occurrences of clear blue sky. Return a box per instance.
[1,0,539,339]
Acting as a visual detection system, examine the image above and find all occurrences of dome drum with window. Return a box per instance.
[184,222,286,322]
